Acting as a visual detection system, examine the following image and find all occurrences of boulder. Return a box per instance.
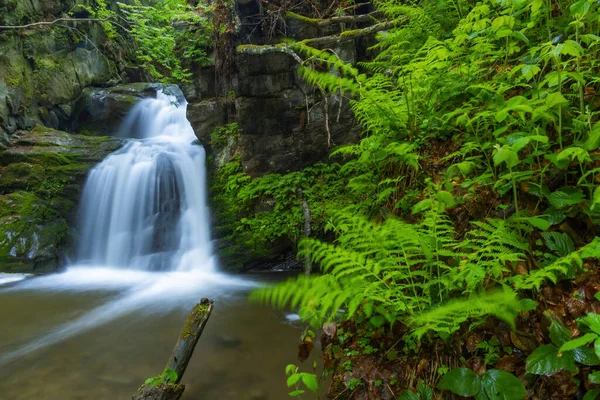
[71,82,165,135]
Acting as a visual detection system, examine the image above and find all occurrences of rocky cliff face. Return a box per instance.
[184,11,365,176]
[0,0,141,145]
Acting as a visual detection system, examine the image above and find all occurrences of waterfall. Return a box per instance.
[75,88,214,272]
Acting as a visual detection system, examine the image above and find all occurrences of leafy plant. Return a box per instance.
[144,368,178,387]
[438,367,526,400]
[285,364,319,398]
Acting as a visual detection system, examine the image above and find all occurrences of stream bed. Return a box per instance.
[0,271,313,400]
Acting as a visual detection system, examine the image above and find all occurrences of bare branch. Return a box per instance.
[0,17,129,32]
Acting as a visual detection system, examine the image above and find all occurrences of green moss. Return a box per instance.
[181,302,211,338]
[340,29,363,38]
[210,123,240,149]
[286,11,321,25]
[237,43,288,53]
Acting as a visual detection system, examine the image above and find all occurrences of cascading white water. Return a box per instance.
[76,88,214,272]
[0,87,258,367]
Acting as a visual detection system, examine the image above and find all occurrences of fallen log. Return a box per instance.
[132,298,214,400]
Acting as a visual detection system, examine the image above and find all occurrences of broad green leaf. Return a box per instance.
[492,16,516,31]
[590,371,600,384]
[541,232,575,257]
[482,369,526,400]
[559,333,598,352]
[557,147,592,163]
[547,189,586,209]
[524,217,550,231]
[545,93,569,108]
[301,374,319,392]
[289,389,305,396]
[561,40,584,56]
[550,320,572,346]
[584,389,600,400]
[436,191,455,208]
[287,374,301,387]
[521,64,540,81]
[573,346,600,366]
[438,368,481,397]
[582,314,600,335]
[398,390,420,400]
[571,0,591,15]
[493,147,520,168]
[526,345,578,375]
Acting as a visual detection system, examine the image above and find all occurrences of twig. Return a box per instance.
[0,17,129,32]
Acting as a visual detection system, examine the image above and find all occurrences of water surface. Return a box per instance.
[0,271,313,400]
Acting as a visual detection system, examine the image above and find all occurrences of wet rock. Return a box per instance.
[0,126,121,273]
[72,83,164,136]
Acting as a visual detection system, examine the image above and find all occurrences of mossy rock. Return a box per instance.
[0,126,122,272]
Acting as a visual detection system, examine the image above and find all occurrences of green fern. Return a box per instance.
[251,207,530,337]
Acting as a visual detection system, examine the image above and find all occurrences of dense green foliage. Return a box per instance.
[240,0,600,397]
[81,0,212,82]
[118,0,212,82]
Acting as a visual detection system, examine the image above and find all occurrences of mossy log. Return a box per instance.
[132,298,214,400]
[286,11,383,27]
[237,18,406,61]
[165,298,214,381]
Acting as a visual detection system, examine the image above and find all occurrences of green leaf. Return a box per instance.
[521,64,541,81]
[518,298,539,311]
[289,389,305,396]
[559,333,598,352]
[375,150,387,161]
[582,314,600,335]
[590,371,600,384]
[524,217,551,231]
[387,350,398,361]
[398,390,420,400]
[513,31,529,43]
[301,374,319,392]
[573,346,600,366]
[561,40,584,57]
[493,147,520,169]
[482,369,526,400]
[438,368,481,397]
[545,93,569,108]
[571,0,592,15]
[583,389,600,400]
[547,189,586,209]
[550,320,572,346]
[286,364,297,376]
[162,368,178,383]
[542,232,575,257]
[370,315,386,328]
[436,191,455,208]
[287,374,301,387]
[526,345,578,375]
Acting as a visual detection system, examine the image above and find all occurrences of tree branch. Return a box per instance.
[286,11,383,27]
[0,17,129,32]
[237,18,406,62]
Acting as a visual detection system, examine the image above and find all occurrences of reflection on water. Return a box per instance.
[0,270,316,400]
